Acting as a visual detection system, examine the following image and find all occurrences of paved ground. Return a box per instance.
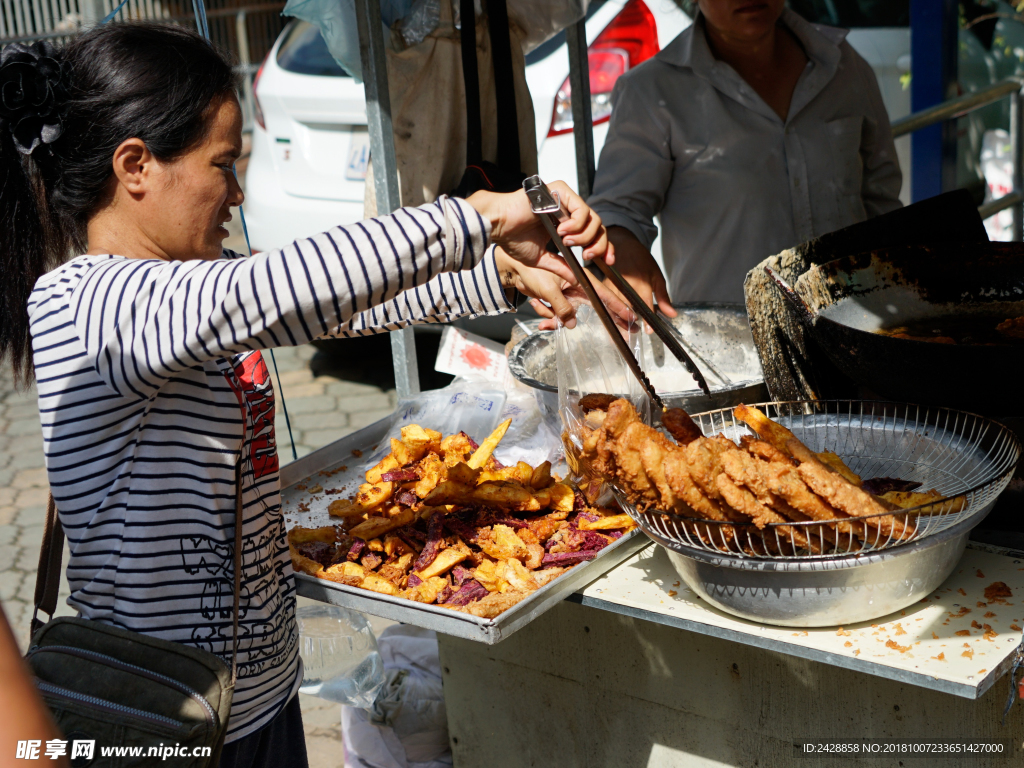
[0,343,397,766]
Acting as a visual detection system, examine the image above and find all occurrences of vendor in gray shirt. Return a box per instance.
[586,0,902,310]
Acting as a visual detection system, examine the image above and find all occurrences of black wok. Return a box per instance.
[768,243,1024,415]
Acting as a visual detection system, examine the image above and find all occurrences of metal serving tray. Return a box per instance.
[282,415,649,644]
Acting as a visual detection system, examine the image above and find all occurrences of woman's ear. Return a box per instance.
[111,138,154,197]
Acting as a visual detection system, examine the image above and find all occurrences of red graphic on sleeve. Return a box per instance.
[225,351,279,479]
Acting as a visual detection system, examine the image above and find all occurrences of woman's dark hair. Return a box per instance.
[0,22,237,384]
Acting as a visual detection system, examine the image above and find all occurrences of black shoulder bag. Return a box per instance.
[24,462,244,767]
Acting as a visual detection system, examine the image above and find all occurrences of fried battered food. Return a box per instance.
[786,439,910,540]
[579,393,619,413]
[662,408,703,445]
[715,474,823,553]
[639,431,692,514]
[683,438,730,501]
[996,316,1024,339]
[734,404,798,456]
[815,450,862,486]
[663,448,733,521]
[740,435,793,465]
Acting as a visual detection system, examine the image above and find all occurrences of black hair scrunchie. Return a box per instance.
[0,41,66,156]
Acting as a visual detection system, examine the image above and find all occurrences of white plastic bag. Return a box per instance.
[556,304,649,485]
[342,626,452,768]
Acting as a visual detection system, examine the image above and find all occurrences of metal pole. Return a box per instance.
[354,0,420,398]
[565,17,595,198]
[1013,87,1024,241]
[235,9,255,133]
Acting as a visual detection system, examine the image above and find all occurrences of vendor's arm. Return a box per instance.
[854,54,902,217]
[587,80,677,317]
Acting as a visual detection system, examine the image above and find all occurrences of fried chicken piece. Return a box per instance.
[716,474,823,553]
[740,435,794,466]
[816,450,862,486]
[601,420,662,507]
[662,408,703,445]
[761,459,861,539]
[720,448,775,503]
[579,393,619,413]
[683,438,731,501]
[663,448,732,521]
[786,439,911,541]
[639,432,694,514]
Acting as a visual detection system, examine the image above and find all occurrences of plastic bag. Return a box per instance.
[556,304,649,486]
[342,626,451,768]
[982,128,1013,242]
[298,604,385,708]
[508,0,588,53]
[281,0,417,81]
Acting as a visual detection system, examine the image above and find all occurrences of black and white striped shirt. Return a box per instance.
[27,197,511,740]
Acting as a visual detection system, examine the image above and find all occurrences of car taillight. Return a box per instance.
[252,54,269,131]
[548,0,659,137]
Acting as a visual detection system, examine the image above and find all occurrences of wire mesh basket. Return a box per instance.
[617,400,1021,561]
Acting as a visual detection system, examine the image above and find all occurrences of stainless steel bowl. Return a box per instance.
[507,303,767,420]
[657,508,989,627]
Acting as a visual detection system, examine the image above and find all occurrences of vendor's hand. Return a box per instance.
[606,226,677,322]
[495,249,634,331]
[466,182,612,286]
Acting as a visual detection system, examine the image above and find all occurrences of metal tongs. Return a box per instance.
[522,176,711,409]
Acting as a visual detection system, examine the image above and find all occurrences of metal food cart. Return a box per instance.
[288,2,1024,765]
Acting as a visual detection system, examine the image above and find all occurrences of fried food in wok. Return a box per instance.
[290,421,636,617]
[582,399,956,555]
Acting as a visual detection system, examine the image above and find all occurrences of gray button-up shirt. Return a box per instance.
[588,9,902,304]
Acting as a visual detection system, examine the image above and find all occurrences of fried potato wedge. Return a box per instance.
[365,454,401,484]
[413,453,446,498]
[348,507,417,540]
[360,573,399,596]
[477,524,529,561]
[530,461,553,489]
[319,561,367,587]
[413,540,472,580]
[447,462,482,487]
[467,418,512,469]
[403,576,448,604]
[734,404,797,456]
[577,513,635,531]
[815,450,862,486]
[401,424,442,455]
[422,480,475,506]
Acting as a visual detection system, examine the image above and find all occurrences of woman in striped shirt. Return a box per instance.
[0,23,616,768]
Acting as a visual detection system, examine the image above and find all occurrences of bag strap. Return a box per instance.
[486,0,520,174]
[230,459,242,686]
[31,495,64,637]
[459,0,483,168]
[32,462,245,684]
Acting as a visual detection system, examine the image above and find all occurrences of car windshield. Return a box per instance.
[788,0,909,27]
[277,20,349,77]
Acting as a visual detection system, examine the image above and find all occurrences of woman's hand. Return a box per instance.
[604,226,677,320]
[495,249,634,331]
[466,182,612,286]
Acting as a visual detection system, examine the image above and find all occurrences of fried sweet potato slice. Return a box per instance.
[365,454,401,484]
[734,404,797,457]
[403,575,448,603]
[477,524,529,561]
[422,480,475,506]
[816,450,862,486]
[662,408,703,446]
[413,540,472,580]
[400,424,442,455]
[348,506,417,540]
[320,561,368,587]
[530,461,554,489]
[577,513,635,531]
[467,418,512,469]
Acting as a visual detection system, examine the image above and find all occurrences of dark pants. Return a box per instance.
[219,695,309,768]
